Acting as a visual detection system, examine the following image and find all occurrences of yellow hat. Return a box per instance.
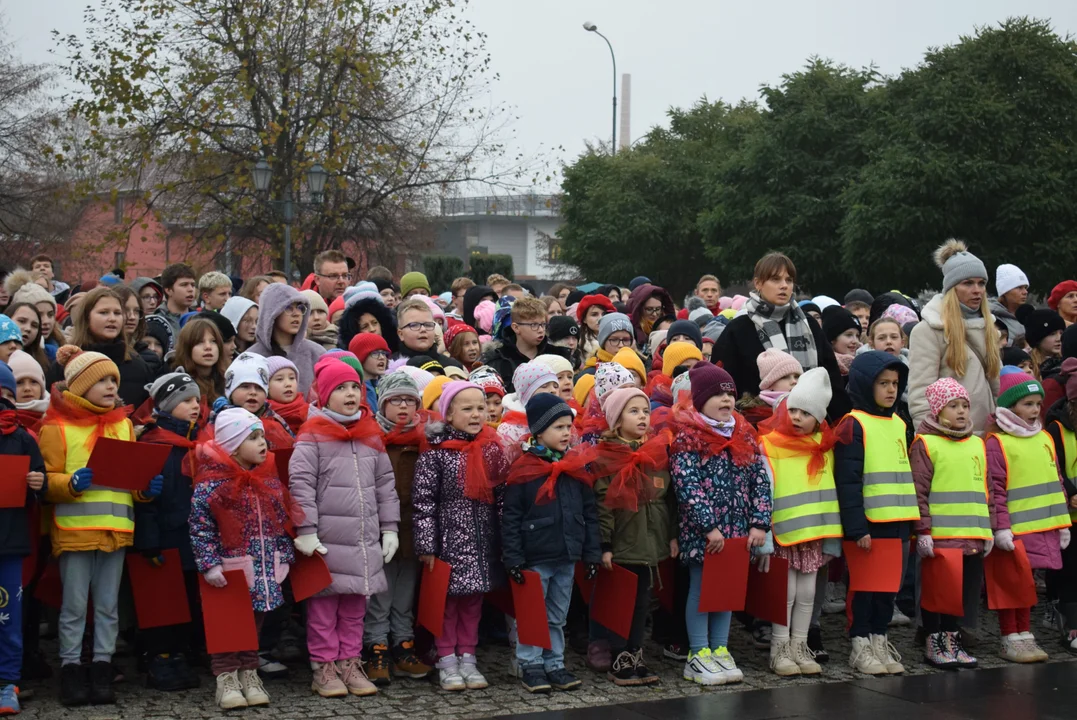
[56,345,120,398]
[422,375,452,411]
[661,342,703,378]
[573,372,595,407]
[611,347,646,385]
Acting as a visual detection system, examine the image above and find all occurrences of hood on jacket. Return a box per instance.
[847,349,908,416]
[463,285,498,329]
[988,299,1024,345]
[255,282,311,349]
[130,277,163,300]
[338,296,399,354]
[626,284,675,340]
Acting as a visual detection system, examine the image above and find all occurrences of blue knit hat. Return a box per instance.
[0,315,22,347]
[526,392,573,438]
[0,361,16,397]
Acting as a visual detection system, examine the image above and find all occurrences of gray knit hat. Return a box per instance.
[376,371,420,411]
[934,239,988,294]
[146,367,200,415]
[786,367,832,424]
[597,312,633,348]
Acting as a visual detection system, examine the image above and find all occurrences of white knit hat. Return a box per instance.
[224,352,270,399]
[221,296,257,334]
[785,367,832,424]
[533,353,573,377]
[996,263,1030,298]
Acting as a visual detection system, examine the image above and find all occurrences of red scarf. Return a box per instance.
[670,399,758,466]
[42,387,129,449]
[758,404,838,483]
[383,413,429,453]
[576,397,608,436]
[501,410,527,427]
[0,409,18,436]
[434,425,503,504]
[142,424,198,476]
[269,396,309,435]
[14,409,42,436]
[593,430,672,511]
[506,444,600,504]
[297,412,385,451]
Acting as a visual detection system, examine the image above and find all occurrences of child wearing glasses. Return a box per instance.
[248,283,327,394]
[485,297,572,394]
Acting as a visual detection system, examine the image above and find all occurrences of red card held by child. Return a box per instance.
[199,570,259,654]
[843,538,904,593]
[0,455,30,509]
[698,537,750,613]
[88,438,171,492]
[273,447,294,485]
[417,559,452,637]
[127,550,192,629]
[745,555,790,626]
[511,571,552,650]
[985,539,1038,610]
[920,548,964,617]
[574,561,595,604]
[289,552,333,603]
[656,558,675,613]
[590,563,638,638]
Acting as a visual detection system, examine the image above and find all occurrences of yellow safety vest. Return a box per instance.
[1052,421,1077,523]
[53,420,135,534]
[992,431,1071,535]
[761,434,842,546]
[915,434,991,540]
[849,410,918,523]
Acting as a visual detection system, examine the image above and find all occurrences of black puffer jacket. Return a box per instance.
[135,412,199,570]
[482,325,570,393]
[45,339,157,408]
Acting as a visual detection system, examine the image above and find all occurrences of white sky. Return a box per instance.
[7,0,1077,191]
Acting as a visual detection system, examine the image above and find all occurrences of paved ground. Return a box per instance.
[15,595,1077,720]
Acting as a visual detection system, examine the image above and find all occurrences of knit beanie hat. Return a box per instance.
[348,332,391,363]
[397,365,435,394]
[0,315,22,347]
[400,272,431,298]
[512,361,559,406]
[225,352,270,398]
[996,264,1029,298]
[438,380,483,419]
[1023,309,1066,349]
[934,239,988,294]
[757,348,804,391]
[629,276,651,291]
[335,353,365,380]
[881,303,918,328]
[661,342,703,378]
[423,375,451,411]
[473,299,496,334]
[548,316,579,343]
[822,306,861,344]
[534,353,573,378]
[0,362,14,397]
[56,345,119,397]
[665,319,703,350]
[812,295,839,311]
[603,387,648,431]
[594,362,636,405]
[689,307,714,328]
[526,392,573,438]
[144,315,175,353]
[443,323,477,349]
[925,377,971,418]
[1048,280,1077,312]
[997,370,1043,409]
[469,367,506,398]
[10,281,55,311]
[689,362,736,412]
[264,356,298,383]
[1001,346,1031,368]
[299,289,329,315]
[597,312,633,348]
[786,367,832,424]
[844,289,874,305]
[377,371,421,411]
[314,356,361,406]
[147,368,200,415]
[7,349,44,392]
[215,407,263,455]
[671,370,693,404]
[220,296,257,335]
[611,347,646,384]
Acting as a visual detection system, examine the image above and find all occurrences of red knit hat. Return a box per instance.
[314,356,361,407]
[348,332,390,363]
[1048,280,1077,312]
[576,294,615,322]
[328,295,347,320]
[444,323,478,349]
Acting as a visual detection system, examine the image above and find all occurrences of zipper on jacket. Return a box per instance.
[352,439,369,595]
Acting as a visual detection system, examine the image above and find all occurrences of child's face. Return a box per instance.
[562,336,579,352]
[231,383,267,413]
[233,429,267,468]
[447,388,486,434]
[537,415,573,452]
[851,308,870,334]
[84,375,119,407]
[1011,395,1042,424]
[871,322,904,356]
[937,398,969,430]
[701,391,735,423]
[382,395,418,425]
[15,377,42,404]
[307,308,328,333]
[327,381,363,416]
[770,372,800,393]
[143,335,164,359]
[788,407,818,436]
[872,369,901,409]
[533,381,559,400]
[512,315,546,347]
[832,329,861,356]
[485,394,503,423]
[617,396,651,440]
[1039,330,1063,357]
[556,371,573,401]
[1018,360,1034,374]
[362,351,388,378]
[172,395,202,423]
[268,369,297,403]
[0,340,19,364]
[584,306,605,332]
[460,334,481,364]
[193,330,219,369]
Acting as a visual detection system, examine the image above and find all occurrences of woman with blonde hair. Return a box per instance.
[908,239,1001,434]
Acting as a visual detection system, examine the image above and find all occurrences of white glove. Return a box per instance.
[204,565,227,588]
[294,533,328,557]
[983,537,994,557]
[381,530,399,564]
[1061,528,1071,550]
[916,534,935,558]
[994,529,1015,552]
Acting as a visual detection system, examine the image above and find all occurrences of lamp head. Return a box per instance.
[583,22,597,32]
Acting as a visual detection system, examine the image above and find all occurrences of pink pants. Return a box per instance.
[998,607,1031,635]
[306,594,367,663]
[435,594,483,658]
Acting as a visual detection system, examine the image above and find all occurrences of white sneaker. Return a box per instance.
[239,668,270,706]
[436,656,466,691]
[822,581,846,614]
[792,638,822,675]
[712,647,743,684]
[999,633,1024,663]
[682,649,725,686]
[769,639,800,677]
[215,671,247,710]
[888,604,912,627]
[457,654,488,689]
[871,634,905,674]
[1018,631,1049,662]
[849,636,887,675]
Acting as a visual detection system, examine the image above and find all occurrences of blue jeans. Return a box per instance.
[0,556,22,683]
[686,564,731,654]
[516,563,574,672]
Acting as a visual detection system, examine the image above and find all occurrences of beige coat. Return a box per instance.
[908,294,999,434]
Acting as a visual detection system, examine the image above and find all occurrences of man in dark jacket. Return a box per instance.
[484,297,569,393]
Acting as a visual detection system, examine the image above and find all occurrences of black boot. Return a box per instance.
[60,663,90,707]
[172,655,201,690]
[89,661,116,704]
[146,654,184,691]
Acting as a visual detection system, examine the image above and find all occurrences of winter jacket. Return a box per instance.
[834,351,912,543]
[501,449,601,570]
[592,437,676,566]
[385,441,419,559]
[135,412,198,570]
[337,297,399,355]
[288,407,400,596]
[989,299,1024,347]
[626,284,675,348]
[412,422,508,595]
[908,294,999,433]
[0,411,47,558]
[482,326,571,394]
[711,313,850,423]
[247,283,326,394]
[45,339,156,408]
[910,421,994,556]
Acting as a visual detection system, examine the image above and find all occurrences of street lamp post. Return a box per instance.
[252,158,330,280]
[583,22,617,155]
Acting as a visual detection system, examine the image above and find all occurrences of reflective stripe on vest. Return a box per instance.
[916,434,991,540]
[1052,421,1077,523]
[850,410,918,523]
[53,418,136,534]
[762,435,843,546]
[992,431,1071,536]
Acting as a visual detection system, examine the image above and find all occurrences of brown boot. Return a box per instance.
[392,640,432,679]
[364,644,391,686]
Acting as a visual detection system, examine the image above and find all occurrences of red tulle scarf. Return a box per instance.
[670,398,758,466]
[576,397,608,436]
[500,410,527,427]
[383,417,429,453]
[593,430,672,511]
[14,409,42,435]
[297,413,385,452]
[141,425,197,476]
[269,396,309,435]
[505,444,601,504]
[43,387,130,449]
[0,410,18,436]
[434,425,503,503]
[758,404,838,484]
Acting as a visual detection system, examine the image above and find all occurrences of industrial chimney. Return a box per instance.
[619,73,631,150]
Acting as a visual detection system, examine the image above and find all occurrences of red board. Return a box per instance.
[590,563,638,639]
[198,570,259,654]
[289,553,333,602]
[127,550,192,629]
[920,548,964,617]
[416,559,452,637]
[843,538,904,593]
[984,539,1038,610]
[745,555,790,626]
[0,456,30,509]
[698,537,750,613]
[87,438,170,492]
[511,571,552,650]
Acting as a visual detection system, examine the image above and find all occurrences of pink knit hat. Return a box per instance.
[757,348,803,391]
[512,361,558,405]
[265,356,299,381]
[473,300,496,334]
[417,295,446,328]
[604,387,648,430]
[925,377,970,419]
[314,356,361,406]
[881,303,918,328]
[438,380,484,419]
